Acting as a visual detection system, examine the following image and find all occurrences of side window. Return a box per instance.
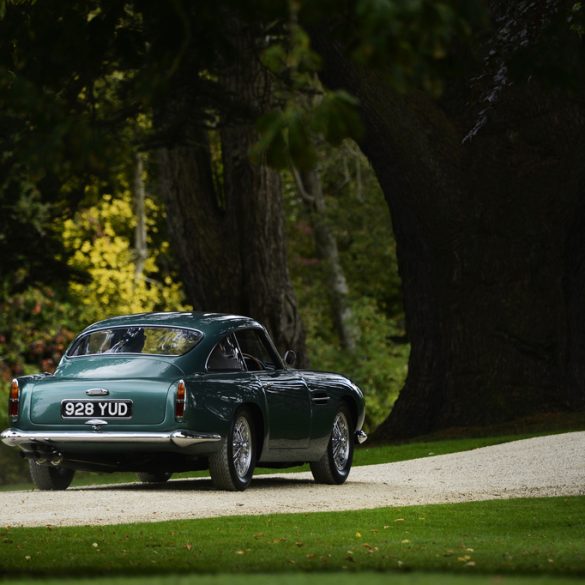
[206,334,244,372]
[235,329,281,371]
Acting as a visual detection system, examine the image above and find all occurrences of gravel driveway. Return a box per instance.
[2,431,584,528]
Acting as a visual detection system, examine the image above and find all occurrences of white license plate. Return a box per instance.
[61,400,133,419]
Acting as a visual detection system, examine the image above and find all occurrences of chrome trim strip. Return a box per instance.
[311,396,330,404]
[85,388,109,396]
[84,419,108,427]
[0,428,221,448]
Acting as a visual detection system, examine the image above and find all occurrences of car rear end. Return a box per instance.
[1,323,223,479]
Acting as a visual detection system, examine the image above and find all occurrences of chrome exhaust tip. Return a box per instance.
[50,453,64,466]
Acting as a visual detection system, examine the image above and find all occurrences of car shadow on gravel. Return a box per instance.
[76,476,315,491]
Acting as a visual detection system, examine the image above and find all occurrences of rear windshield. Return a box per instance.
[67,327,202,357]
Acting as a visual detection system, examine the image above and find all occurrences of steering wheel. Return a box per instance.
[242,353,264,371]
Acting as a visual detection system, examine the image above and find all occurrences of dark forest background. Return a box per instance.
[1,0,584,482]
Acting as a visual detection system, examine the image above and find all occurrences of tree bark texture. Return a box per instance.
[133,152,148,279]
[155,19,306,363]
[311,3,585,438]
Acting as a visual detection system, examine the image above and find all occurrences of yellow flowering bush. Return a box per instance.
[62,192,187,323]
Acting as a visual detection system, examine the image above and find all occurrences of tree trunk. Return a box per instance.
[293,166,358,352]
[311,6,585,438]
[155,21,307,364]
[133,152,148,279]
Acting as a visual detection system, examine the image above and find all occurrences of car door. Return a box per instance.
[234,328,311,449]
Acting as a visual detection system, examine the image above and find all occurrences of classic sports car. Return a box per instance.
[2,312,367,491]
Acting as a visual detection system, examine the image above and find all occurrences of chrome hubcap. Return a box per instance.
[232,416,252,479]
[331,411,350,472]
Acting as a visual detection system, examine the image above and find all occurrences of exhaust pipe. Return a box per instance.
[50,453,64,466]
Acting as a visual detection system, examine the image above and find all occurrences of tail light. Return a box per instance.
[8,379,19,419]
[175,379,186,421]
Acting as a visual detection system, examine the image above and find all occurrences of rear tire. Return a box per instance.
[209,407,256,491]
[310,404,354,485]
[28,460,75,491]
[137,471,172,484]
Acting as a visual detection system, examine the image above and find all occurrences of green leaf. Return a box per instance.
[288,111,317,170]
[250,111,289,169]
[261,44,288,74]
[311,91,363,145]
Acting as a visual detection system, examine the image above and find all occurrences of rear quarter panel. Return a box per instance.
[182,372,268,451]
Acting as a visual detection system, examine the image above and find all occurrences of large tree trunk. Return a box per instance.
[155,20,306,363]
[311,4,585,438]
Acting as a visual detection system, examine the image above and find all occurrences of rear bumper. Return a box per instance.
[0,428,221,449]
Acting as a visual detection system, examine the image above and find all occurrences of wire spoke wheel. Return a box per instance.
[232,415,252,479]
[310,404,354,485]
[331,412,350,472]
[209,407,256,491]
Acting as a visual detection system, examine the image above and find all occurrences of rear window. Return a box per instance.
[67,327,202,357]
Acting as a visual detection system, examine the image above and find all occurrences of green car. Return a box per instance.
[2,312,367,491]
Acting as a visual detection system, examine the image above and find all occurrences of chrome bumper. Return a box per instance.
[0,428,221,448]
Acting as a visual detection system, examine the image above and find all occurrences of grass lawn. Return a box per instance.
[2,573,584,585]
[1,497,584,579]
[1,425,583,584]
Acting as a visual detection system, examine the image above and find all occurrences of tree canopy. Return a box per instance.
[1,0,584,463]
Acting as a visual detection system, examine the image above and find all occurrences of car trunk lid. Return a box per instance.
[30,357,183,426]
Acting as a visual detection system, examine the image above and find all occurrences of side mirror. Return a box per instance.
[283,350,297,368]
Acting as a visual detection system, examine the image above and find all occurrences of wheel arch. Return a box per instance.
[240,402,265,461]
[340,395,358,430]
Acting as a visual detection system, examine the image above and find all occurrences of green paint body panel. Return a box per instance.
[3,312,366,474]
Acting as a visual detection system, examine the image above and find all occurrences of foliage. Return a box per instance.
[0,184,75,297]
[0,2,139,299]
[0,175,186,372]
[285,142,408,431]
[252,0,486,170]
[303,299,408,432]
[251,91,363,170]
[2,497,584,577]
[0,284,81,483]
[0,287,78,381]
[0,179,187,484]
[0,0,475,435]
[62,190,186,322]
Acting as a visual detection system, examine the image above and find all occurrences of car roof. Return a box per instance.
[82,312,263,338]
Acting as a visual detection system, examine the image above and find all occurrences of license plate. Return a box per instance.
[61,400,133,419]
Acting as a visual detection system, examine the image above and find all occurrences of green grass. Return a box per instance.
[2,429,578,492]
[1,497,584,578]
[2,573,584,585]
